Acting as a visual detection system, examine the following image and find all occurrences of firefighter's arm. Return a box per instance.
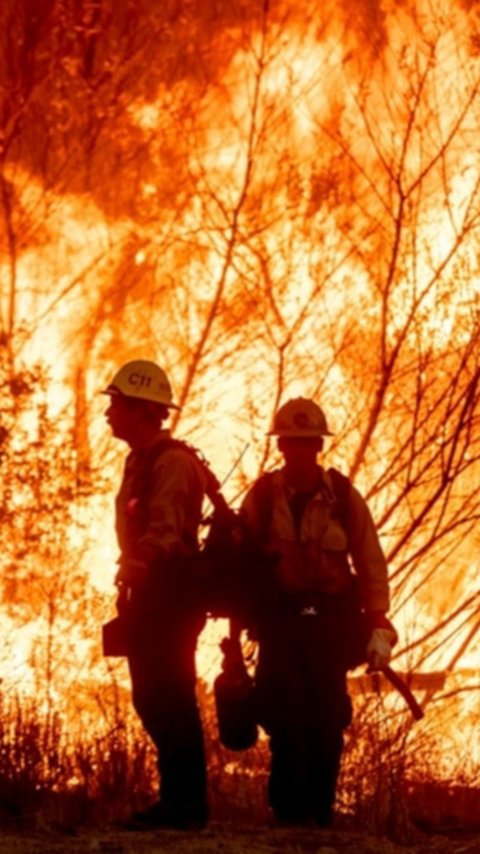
[347,485,390,612]
[240,475,277,548]
[141,448,204,560]
[346,486,397,668]
[239,485,262,535]
[117,450,205,587]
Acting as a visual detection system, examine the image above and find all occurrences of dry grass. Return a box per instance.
[0,678,478,853]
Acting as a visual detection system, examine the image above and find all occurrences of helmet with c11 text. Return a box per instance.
[269,397,332,437]
[101,360,180,409]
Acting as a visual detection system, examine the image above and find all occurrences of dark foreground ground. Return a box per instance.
[0,824,478,853]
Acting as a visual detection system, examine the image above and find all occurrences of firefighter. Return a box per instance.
[240,398,397,827]
[103,360,209,831]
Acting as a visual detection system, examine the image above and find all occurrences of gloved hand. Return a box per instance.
[115,557,149,588]
[114,558,149,615]
[366,627,397,671]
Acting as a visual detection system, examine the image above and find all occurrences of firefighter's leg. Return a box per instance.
[303,614,353,825]
[308,729,345,825]
[268,726,312,823]
[128,616,207,820]
[256,618,312,823]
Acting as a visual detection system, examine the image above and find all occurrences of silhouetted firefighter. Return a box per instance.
[239,398,398,827]
[102,359,210,831]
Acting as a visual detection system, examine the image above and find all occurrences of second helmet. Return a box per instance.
[269,397,332,437]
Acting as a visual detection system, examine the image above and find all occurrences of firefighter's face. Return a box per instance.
[278,436,323,468]
[105,393,142,443]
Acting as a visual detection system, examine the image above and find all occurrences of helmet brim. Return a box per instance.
[100,385,181,409]
[268,429,333,437]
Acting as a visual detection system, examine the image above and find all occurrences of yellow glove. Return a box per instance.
[366,628,397,671]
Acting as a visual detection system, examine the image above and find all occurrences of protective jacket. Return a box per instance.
[241,466,389,613]
[115,430,207,573]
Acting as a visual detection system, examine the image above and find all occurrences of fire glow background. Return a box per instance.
[0,0,479,829]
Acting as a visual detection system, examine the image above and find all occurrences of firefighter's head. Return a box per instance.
[102,360,179,444]
[269,397,332,466]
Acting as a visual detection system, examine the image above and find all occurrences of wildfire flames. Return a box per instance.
[0,0,479,825]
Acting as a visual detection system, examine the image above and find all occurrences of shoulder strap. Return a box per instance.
[327,466,352,532]
[249,468,353,542]
[249,468,352,535]
[250,471,275,542]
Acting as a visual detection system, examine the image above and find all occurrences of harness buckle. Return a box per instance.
[300,605,318,616]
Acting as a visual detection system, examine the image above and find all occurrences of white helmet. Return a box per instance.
[102,360,180,409]
[269,397,332,437]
